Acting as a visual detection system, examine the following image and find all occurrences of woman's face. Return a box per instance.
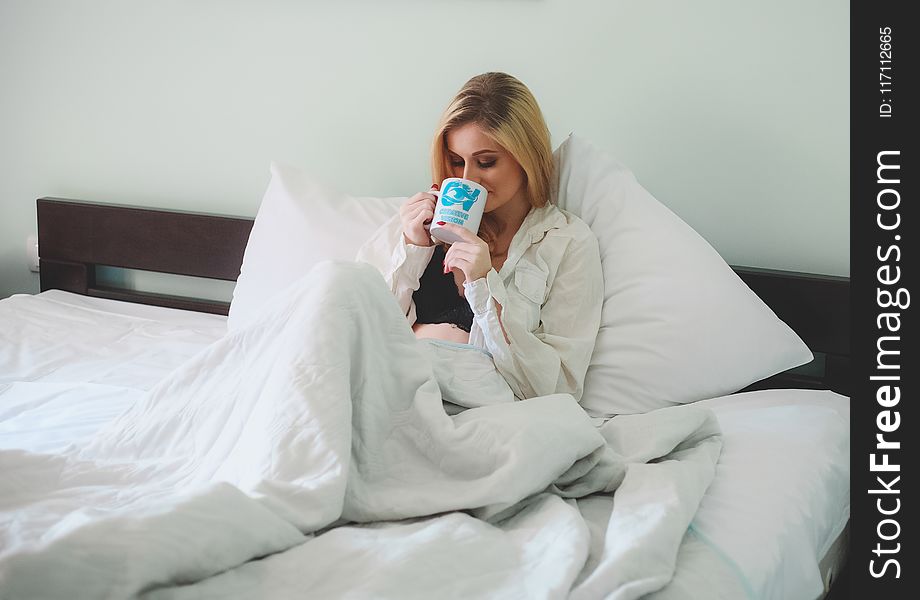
[444,123,527,214]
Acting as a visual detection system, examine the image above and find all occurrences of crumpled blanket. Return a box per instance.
[0,261,721,599]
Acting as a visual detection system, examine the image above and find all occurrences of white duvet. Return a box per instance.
[0,261,722,599]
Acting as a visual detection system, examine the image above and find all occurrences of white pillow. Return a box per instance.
[231,145,812,414]
[228,162,404,331]
[554,133,813,416]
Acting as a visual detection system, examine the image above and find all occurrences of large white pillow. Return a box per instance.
[231,143,812,414]
[227,162,404,331]
[554,133,813,416]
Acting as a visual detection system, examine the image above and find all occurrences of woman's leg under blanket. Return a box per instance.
[81,261,445,522]
[84,260,602,528]
[423,339,515,413]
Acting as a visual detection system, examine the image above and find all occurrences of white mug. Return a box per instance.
[428,177,488,245]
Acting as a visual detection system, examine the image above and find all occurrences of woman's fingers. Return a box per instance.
[399,187,439,246]
[401,192,438,246]
[406,200,434,220]
[403,191,437,212]
[443,255,469,275]
[444,238,491,282]
[444,242,482,260]
[411,205,434,227]
[444,245,475,262]
[432,222,481,245]
[416,212,434,232]
[401,198,424,216]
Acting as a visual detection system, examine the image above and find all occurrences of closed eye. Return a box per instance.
[449,158,497,169]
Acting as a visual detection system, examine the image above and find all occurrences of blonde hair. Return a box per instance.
[430,72,554,252]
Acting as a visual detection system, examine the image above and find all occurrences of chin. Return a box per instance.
[483,199,502,213]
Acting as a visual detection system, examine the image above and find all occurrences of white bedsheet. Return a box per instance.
[0,289,227,390]
[0,285,849,599]
[0,263,722,599]
[0,290,227,455]
[684,389,850,600]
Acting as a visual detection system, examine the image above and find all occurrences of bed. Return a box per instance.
[0,137,850,599]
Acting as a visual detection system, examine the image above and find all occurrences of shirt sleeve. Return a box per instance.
[355,213,436,323]
[463,232,603,402]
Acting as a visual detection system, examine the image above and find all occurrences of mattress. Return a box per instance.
[0,291,849,598]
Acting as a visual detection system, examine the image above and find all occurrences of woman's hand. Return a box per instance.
[439,223,493,284]
[399,184,439,247]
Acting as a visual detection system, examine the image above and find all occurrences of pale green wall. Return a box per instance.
[0,0,849,300]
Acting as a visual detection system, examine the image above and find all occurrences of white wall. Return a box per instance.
[0,0,849,300]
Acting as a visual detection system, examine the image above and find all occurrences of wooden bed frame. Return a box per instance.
[36,197,850,396]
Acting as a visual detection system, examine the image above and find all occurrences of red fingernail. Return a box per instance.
[436,221,446,226]
[431,183,440,190]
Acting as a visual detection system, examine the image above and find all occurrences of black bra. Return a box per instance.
[412,245,474,332]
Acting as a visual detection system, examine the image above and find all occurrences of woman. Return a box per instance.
[357,72,603,404]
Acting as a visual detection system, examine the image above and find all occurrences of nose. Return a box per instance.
[462,164,480,184]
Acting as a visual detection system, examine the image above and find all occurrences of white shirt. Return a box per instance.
[355,202,603,403]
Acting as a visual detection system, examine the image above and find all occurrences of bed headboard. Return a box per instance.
[37,197,253,315]
[732,267,849,396]
[36,197,850,395]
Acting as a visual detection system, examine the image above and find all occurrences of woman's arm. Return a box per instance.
[355,212,435,323]
[464,230,604,402]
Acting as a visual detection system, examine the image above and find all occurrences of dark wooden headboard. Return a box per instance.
[36,197,850,395]
[37,197,253,315]
[733,267,849,396]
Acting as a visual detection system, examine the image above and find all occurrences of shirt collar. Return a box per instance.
[519,203,568,245]
[496,203,569,279]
